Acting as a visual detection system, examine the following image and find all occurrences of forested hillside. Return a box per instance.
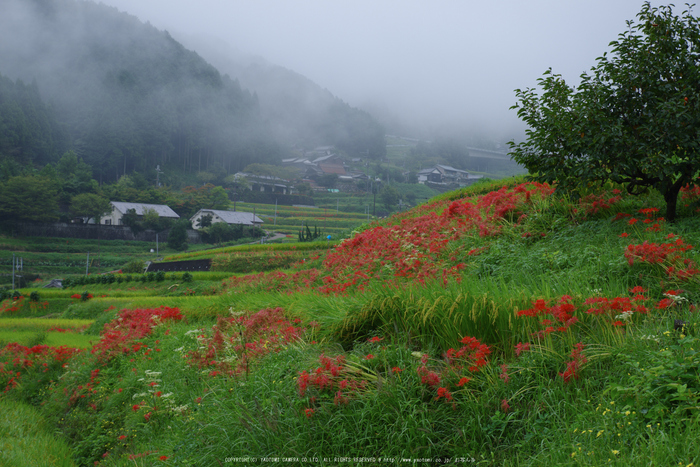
[0,0,385,185]
[177,39,387,159]
[0,74,69,168]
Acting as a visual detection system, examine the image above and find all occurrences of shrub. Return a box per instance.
[122,259,146,274]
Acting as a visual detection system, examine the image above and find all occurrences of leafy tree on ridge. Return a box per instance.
[509,2,700,222]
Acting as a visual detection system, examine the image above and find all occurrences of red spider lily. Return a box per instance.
[391,367,403,374]
[656,298,674,309]
[638,207,660,218]
[499,364,510,384]
[367,336,383,343]
[457,377,470,386]
[187,308,306,377]
[365,354,375,360]
[624,237,694,268]
[445,336,491,371]
[515,342,531,356]
[559,343,587,383]
[416,366,441,387]
[305,408,315,418]
[501,399,511,413]
[436,387,452,401]
[612,212,632,222]
[91,307,182,362]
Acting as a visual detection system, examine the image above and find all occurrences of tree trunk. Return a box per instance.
[663,180,684,223]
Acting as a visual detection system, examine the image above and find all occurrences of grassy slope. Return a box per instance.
[1,178,700,465]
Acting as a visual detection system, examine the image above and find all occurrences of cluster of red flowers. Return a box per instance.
[624,234,698,280]
[297,354,368,408]
[680,182,700,211]
[0,343,82,393]
[516,287,677,336]
[222,269,322,293]
[443,336,492,372]
[559,342,587,383]
[91,306,183,362]
[517,295,579,338]
[579,193,622,215]
[319,182,553,294]
[187,307,306,376]
[0,295,49,315]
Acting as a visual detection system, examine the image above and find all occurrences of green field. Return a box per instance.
[1,178,700,465]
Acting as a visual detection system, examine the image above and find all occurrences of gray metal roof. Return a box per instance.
[192,209,263,226]
[110,202,180,218]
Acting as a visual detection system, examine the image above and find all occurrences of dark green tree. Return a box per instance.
[197,213,213,228]
[204,221,233,244]
[509,2,700,222]
[167,219,190,251]
[0,175,60,224]
[70,193,111,223]
[380,185,401,210]
[121,208,143,234]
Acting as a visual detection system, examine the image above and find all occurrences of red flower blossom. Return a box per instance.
[501,399,511,413]
[515,342,531,356]
[305,408,315,418]
[436,387,452,401]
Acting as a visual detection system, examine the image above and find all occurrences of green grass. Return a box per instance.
[0,399,78,467]
[0,331,98,348]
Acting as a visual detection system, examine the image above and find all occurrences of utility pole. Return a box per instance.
[155,165,163,187]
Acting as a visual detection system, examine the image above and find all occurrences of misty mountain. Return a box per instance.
[0,1,269,185]
[170,34,386,160]
[0,72,69,168]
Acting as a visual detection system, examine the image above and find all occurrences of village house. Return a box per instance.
[417,165,483,186]
[101,202,180,225]
[189,209,263,230]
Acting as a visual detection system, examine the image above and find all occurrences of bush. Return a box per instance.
[182,272,193,283]
[168,220,190,251]
[122,259,146,274]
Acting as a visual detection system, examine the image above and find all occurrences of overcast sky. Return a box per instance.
[98,0,664,141]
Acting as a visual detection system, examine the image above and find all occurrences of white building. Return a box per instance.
[190,209,264,230]
[102,202,180,225]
